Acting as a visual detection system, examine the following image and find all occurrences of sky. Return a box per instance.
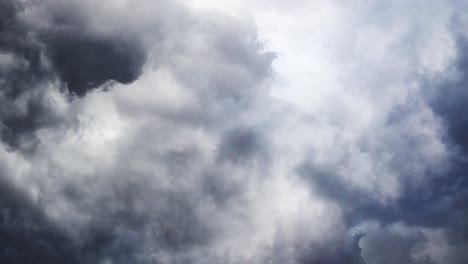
[0,0,468,263]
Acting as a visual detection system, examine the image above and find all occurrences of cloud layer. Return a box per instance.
[0,0,467,263]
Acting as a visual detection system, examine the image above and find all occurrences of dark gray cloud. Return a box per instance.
[0,0,146,150]
[409,36,468,264]
[0,173,84,264]
[339,18,468,264]
[428,38,468,153]
[46,23,146,96]
[1,0,468,264]
[0,0,279,263]
[218,127,270,164]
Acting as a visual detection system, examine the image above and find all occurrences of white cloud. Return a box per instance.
[1,0,468,263]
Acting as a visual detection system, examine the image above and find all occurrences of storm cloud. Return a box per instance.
[0,0,146,150]
[0,0,468,264]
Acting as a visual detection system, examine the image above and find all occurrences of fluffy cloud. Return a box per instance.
[0,0,467,264]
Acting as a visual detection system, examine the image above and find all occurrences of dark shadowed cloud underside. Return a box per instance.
[0,0,467,264]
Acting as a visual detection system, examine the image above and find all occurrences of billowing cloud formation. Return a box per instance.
[0,0,146,150]
[0,0,468,263]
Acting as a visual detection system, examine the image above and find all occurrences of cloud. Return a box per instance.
[0,0,468,264]
[0,0,147,150]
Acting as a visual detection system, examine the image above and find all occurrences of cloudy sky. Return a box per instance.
[1,0,468,263]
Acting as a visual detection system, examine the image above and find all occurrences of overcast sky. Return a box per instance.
[0,0,468,263]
